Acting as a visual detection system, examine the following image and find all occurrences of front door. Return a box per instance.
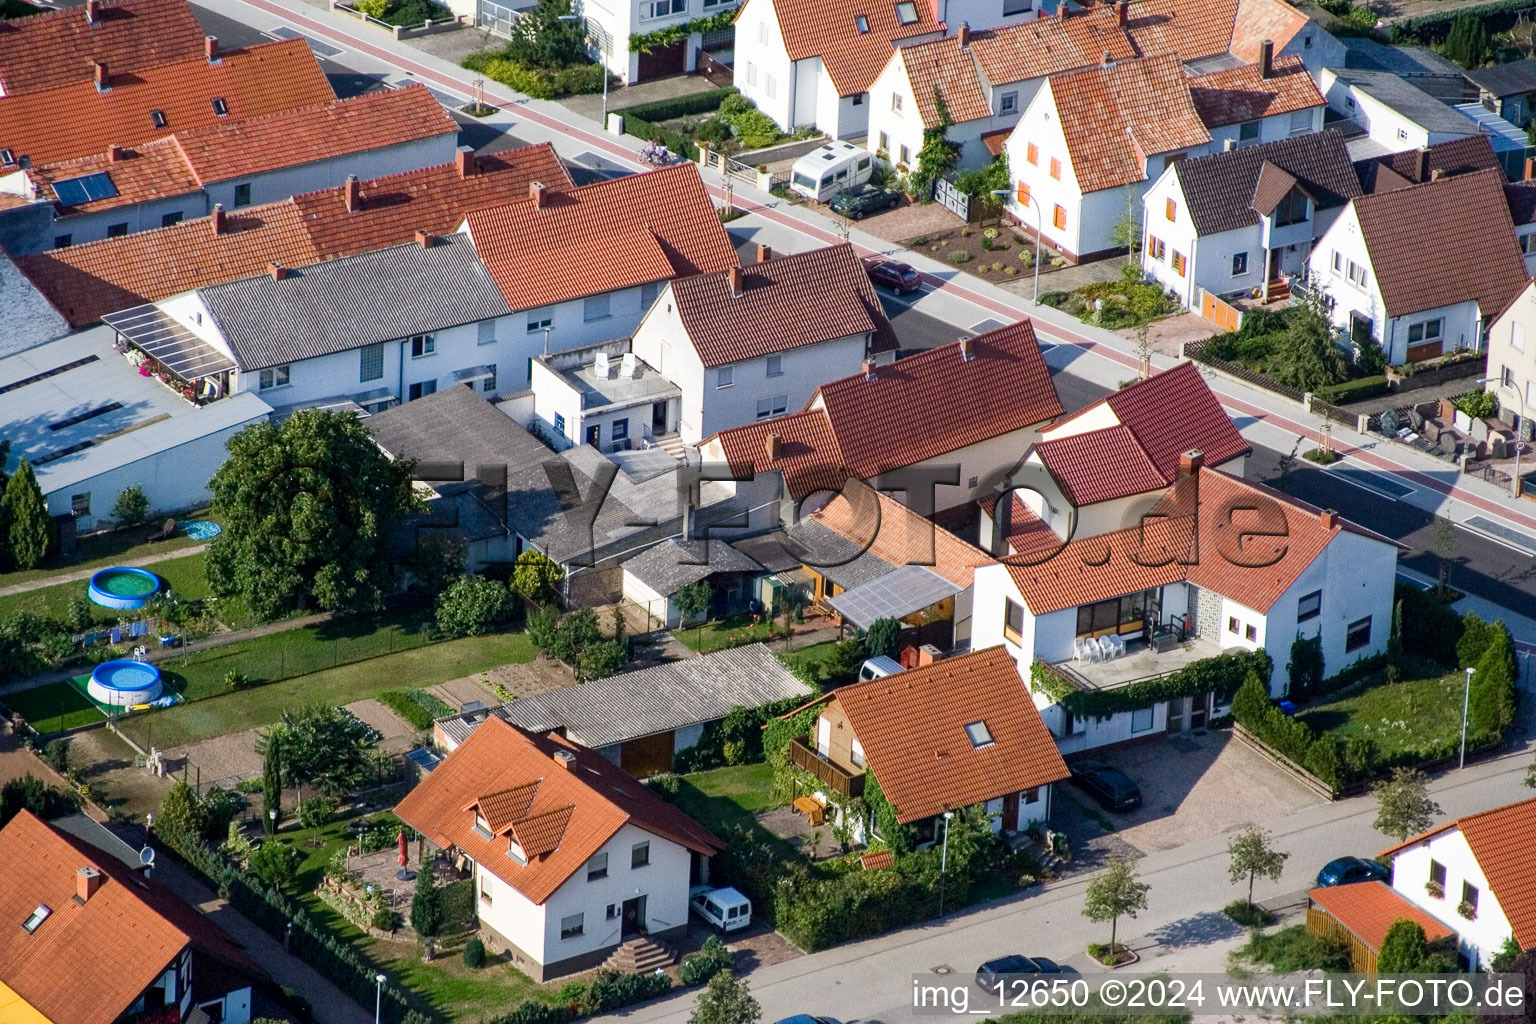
[1166,696,1186,734]
[653,401,668,433]
[621,895,646,938]
[1001,791,1020,833]
[586,424,601,447]
[1267,248,1281,282]
[1190,692,1209,730]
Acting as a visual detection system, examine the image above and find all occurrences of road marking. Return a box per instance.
[266,25,344,57]
[1462,515,1536,556]
[1327,467,1414,501]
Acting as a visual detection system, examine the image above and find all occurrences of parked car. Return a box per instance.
[975,955,1064,994]
[858,655,903,681]
[773,1016,844,1024]
[689,885,752,932]
[1316,856,1390,887]
[1070,761,1142,812]
[866,259,922,294]
[829,183,902,219]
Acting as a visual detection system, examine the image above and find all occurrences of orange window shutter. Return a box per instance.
[1017,181,1031,205]
[1166,198,1177,221]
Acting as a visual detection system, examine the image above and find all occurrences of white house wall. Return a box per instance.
[203,133,459,212]
[734,0,797,129]
[1391,829,1513,967]
[1487,282,1536,415]
[476,863,550,964]
[879,424,1045,512]
[708,334,867,440]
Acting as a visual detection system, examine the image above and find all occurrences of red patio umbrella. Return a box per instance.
[397,831,408,868]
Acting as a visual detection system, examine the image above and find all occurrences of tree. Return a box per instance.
[578,639,628,681]
[435,575,511,637]
[158,779,207,837]
[910,90,960,194]
[675,580,713,640]
[690,971,760,1024]
[411,865,442,937]
[0,775,82,828]
[1109,204,1142,266]
[267,705,377,797]
[408,532,466,596]
[261,728,283,835]
[1268,294,1345,392]
[1373,767,1441,842]
[1378,918,1430,973]
[501,0,589,69]
[512,549,565,605]
[1082,856,1150,954]
[864,618,902,660]
[528,602,560,655]
[552,607,604,666]
[1444,12,1489,68]
[1433,515,1458,598]
[110,484,150,527]
[204,410,419,620]
[1226,824,1288,910]
[1231,670,1271,726]
[1287,634,1324,701]
[2,458,54,570]
[249,840,300,892]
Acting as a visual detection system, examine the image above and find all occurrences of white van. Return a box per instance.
[690,885,752,932]
[790,141,874,202]
[858,655,903,681]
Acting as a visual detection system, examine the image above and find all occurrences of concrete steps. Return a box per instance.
[603,936,675,974]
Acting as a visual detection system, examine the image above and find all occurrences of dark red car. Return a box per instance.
[865,259,922,295]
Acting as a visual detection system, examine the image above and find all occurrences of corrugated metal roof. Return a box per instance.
[622,538,763,596]
[197,232,510,370]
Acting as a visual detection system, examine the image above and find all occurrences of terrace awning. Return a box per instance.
[101,304,236,381]
[453,365,495,384]
[827,564,960,629]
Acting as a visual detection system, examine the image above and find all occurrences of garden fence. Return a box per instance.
[159,622,432,688]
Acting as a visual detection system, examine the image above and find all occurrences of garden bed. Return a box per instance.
[901,226,1064,285]
[1039,271,1179,330]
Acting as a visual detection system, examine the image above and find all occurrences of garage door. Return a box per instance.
[1406,340,1443,362]
[620,730,675,777]
[637,40,687,80]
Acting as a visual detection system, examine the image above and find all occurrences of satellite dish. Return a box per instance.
[139,846,156,867]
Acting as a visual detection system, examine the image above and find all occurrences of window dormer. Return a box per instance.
[508,839,528,865]
[473,812,491,838]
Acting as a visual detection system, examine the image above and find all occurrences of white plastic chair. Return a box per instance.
[1084,637,1104,663]
[1103,634,1125,658]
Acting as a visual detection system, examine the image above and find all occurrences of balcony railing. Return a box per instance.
[788,736,864,798]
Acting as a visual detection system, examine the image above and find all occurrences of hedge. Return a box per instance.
[459,54,607,99]
[1029,648,1272,717]
[379,689,453,730]
[1389,0,1536,41]
[481,970,671,1024]
[440,877,477,931]
[1315,375,1389,403]
[617,87,736,123]
[1396,582,1462,666]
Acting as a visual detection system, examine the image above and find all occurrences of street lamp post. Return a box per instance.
[375,973,387,1024]
[1461,666,1474,769]
[992,189,1040,304]
[937,810,956,916]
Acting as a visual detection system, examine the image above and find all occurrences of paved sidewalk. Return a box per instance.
[0,543,209,598]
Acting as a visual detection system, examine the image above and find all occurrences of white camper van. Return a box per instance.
[790,141,874,202]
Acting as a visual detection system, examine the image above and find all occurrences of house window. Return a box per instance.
[1504,364,1515,388]
[1407,319,1443,345]
[1131,707,1154,733]
[107,222,128,238]
[856,13,869,30]
[1274,190,1308,227]
[0,148,13,166]
[1172,251,1187,276]
[359,342,384,382]
[758,19,768,40]
[631,841,650,868]
[756,394,788,419]
[717,366,734,388]
[1003,597,1024,643]
[641,0,685,16]
[850,739,865,767]
[1052,204,1066,229]
[899,144,911,164]
[21,905,50,934]
[71,493,91,516]
[1245,623,1257,642]
[527,316,552,335]
[878,130,889,152]
[1165,198,1177,222]
[766,354,783,377]
[1049,157,1061,180]
[895,0,918,23]
[765,74,776,99]
[1297,590,1321,622]
[1016,181,1031,206]
[1515,322,1527,352]
[1429,860,1446,891]
[1025,142,1038,165]
[607,904,619,919]
[745,61,757,86]
[1346,259,1367,287]
[554,412,566,436]
[560,913,584,939]
[259,365,291,390]
[892,93,903,114]
[965,720,994,748]
[408,380,437,401]
[1075,593,1146,636]
[1462,882,1479,916]
[212,97,229,116]
[480,876,493,904]
[1397,128,1408,141]
[1238,120,1260,143]
[1346,616,1371,652]
[1000,91,1018,114]
[1228,615,1240,634]
[1147,235,1166,261]
[587,853,608,881]
[233,182,251,207]
[1004,0,1029,14]
[507,839,527,865]
[483,364,498,394]
[411,334,436,358]
[477,320,497,346]
[583,293,611,322]
[1332,250,1342,273]
[161,211,184,228]
[1522,233,1536,255]
[1289,109,1312,135]
[1232,252,1248,277]
[612,418,629,440]
[150,109,167,128]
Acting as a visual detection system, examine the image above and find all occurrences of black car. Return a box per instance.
[975,955,1064,995]
[829,183,902,219]
[1316,856,1390,887]
[866,259,922,294]
[1071,761,1142,812]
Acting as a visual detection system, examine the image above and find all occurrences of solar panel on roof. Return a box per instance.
[52,172,117,205]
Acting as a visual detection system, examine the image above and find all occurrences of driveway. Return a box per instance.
[1064,729,1324,854]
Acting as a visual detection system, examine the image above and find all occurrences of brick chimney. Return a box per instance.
[210,203,225,235]
[415,228,434,248]
[553,748,576,770]
[529,180,546,209]
[1431,167,1446,181]
[106,143,123,163]
[268,262,288,281]
[764,432,781,460]
[1102,50,1115,69]
[756,243,772,263]
[1260,39,1274,79]
[959,336,974,361]
[343,174,361,213]
[75,866,102,904]
[93,61,108,92]
[1416,146,1431,183]
[1117,0,1128,27]
[455,145,476,178]
[1319,508,1337,529]
[205,35,220,63]
[957,21,970,48]
[863,358,877,381]
[729,265,744,297]
[1177,448,1204,479]
[85,0,98,25]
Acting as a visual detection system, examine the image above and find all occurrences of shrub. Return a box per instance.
[1223,899,1276,926]
[1396,582,1461,666]
[1303,737,1343,788]
[201,786,245,840]
[1454,388,1499,420]
[648,772,681,799]
[112,484,150,527]
[372,905,396,931]
[298,796,338,830]
[378,690,452,730]
[619,86,736,122]
[463,936,486,968]
[249,841,300,891]
[583,968,672,1014]
[947,250,971,264]
[1315,375,1389,403]
[680,935,734,984]
[461,54,606,99]
[224,670,254,691]
[1238,924,1351,972]
[236,777,265,794]
[41,738,69,774]
[435,574,512,638]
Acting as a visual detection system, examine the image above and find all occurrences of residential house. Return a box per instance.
[1119,0,1344,84]
[1482,279,1536,434]
[999,361,1249,542]
[704,321,1062,527]
[785,645,1069,843]
[1352,133,1500,193]
[1307,168,1528,364]
[1466,56,1536,129]
[1002,52,1323,262]
[1336,38,1477,105]
[0,84,460,254]
[460,163,740,365]
[1140,130,1362,309]
[0,809,269,1024]
[528,339,683,454]
[0,0,206,98]
[393,717,722,980]
[971,464,1400,750]
[434,645,812,775]
[1505,181,1536,274]
[865,7,1136,173]
[620,538,765,628]
[572,0,744,86]
[13,142,571,331]
[627,243,897,445]
[1379,794,1536,967]
[0,36,334,168]
[1306,881,1457,973]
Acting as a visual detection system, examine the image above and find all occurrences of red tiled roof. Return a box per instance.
[1351,168,1529,321]
[1188,56,1322,128]
[1120,0,1240,64]
[1229,0,1311,63]
[16,143,571,326]
[394,717,720,905]
[1355,135,1499,194]
[464,163,738,313]
[0,811,262,1024]
[0,37,333,166]
[767,0,938,97]
[1308,882,1454,951]
[1380,795,1536,949]
[0,0,205,97]
[1035,362,1249,505]
[1002,517,1192,615]
[980,490,1058,557]
[709,408,849,500]
[31,137,199,217]
[809,478,990,588]
[860,849,894,870]
[171,83,456,183]
[982,128,1011,157]
[831,647,1070,823]
[1048,55,1209,194]
[671,244,894,368]
[813,321,1061,479]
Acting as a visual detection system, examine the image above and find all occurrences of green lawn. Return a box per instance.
[120,631,536,749]
[0,515,211,591]
[776,639,836,676]
[673,614,780,653]
[2,680,103,732]
[1298,669,1468,759]
[0,551,255,629]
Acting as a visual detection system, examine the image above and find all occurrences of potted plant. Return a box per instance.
[1426,880,1444,899]
[1458,900,1477,920]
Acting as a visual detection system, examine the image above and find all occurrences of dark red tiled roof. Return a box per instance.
[1034,424,1166,506]
[1187,56,1323,129]
[1354,134,1499,194]
[0,0,205,97]
[708,408,848,500]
